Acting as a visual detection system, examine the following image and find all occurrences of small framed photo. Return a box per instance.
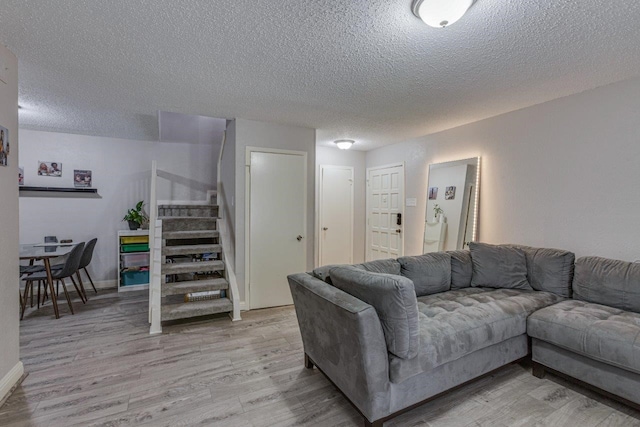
[445,186,456,200]
[428,187,438,200]
[38,161,62,177]
[74,170,92,188]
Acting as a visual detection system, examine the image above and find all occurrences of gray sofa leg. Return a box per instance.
[304,353,314,369]
[364,419,383,427]
[532,362,546,379]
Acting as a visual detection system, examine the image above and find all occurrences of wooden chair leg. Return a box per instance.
[70,275,86,304]
[60,278,75,315]
[42,282,49,303]
[75,271,88,301]
[84,268,98,294]
[20,285,29,320]
[30,281,34,308]
[56,280,60,297]
[37,280,41,309]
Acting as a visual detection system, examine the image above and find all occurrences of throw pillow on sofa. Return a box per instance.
[448,250,473,290]
[330,266,420,359]
[469,242,532,290]
[398,253,451,296]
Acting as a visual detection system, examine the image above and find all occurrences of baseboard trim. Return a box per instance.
[94,280,117,290]
[0,362,25,408]
[239,301,248,311]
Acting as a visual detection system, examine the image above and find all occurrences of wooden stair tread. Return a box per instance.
[162,278,228,297]
[163,230,219,239]
[161,298,233,321]
[161,260,224,275]
[163,244,222,256]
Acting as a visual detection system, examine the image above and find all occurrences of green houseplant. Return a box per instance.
[123,201,149,230]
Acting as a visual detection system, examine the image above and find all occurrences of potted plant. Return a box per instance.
[433,204,444,223]
[123,201,149,230]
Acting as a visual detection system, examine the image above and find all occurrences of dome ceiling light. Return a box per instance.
[334,139,355,150]
[411,0,475,28]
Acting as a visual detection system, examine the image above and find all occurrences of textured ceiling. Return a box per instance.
[1,1,640,150]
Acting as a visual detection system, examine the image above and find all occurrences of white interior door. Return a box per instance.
[319,165,354,266]
[248,150,306,309]
[367,164,404,261]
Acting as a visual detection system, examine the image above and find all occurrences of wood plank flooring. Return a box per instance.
[2,290,640,427]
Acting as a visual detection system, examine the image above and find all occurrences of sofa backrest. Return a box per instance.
[447,250,473,290]
[508,245,575,298]
[397,253,451,297]
[330,266,420,360]
[311,258,401,285]
[573,256,640,313]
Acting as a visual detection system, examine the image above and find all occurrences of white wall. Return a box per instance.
[19,130,217,285]
[366,77,640,261]
[316,146,366,264]
[0,43,21,401]
[233,119,316,304]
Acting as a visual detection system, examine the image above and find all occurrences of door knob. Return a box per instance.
[297,235,304,241]
[322,227,328,231]
[396,229,402,234]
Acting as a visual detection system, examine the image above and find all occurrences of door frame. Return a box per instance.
[317,164,354,267]
[245,146,308,310]
[365,162,405,262]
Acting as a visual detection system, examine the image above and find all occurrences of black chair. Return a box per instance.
[77,238,98,294]
[21,243,85,320]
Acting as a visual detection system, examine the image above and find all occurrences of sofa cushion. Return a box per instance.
[389,288,563,383]
[358,258,402,275]
[330,266,419,359]
[469,242,532,290]
[448,250,473,290]
[573,257,640,313]
[508,245,575,298]
[528,300,640,374]
[398,253,451,297]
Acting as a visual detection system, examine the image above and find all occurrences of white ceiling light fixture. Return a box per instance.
[334,139,355,150]
[412,0,475,28]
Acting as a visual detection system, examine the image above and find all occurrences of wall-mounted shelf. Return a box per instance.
[19,186,101,198]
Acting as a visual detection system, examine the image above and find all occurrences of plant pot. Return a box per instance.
[128,220,140,230]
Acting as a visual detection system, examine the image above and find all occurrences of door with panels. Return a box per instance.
[367,164,404,261]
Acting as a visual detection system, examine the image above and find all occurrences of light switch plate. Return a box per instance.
[405,198,417,207]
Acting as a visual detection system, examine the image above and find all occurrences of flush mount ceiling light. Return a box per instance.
[334,139,355,150]
[412,0,475,28]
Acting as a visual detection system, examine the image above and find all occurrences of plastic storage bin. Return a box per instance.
[121,253,150,268]
[121,270,149,286]
[120,236,149,244]
[121,243,149,253]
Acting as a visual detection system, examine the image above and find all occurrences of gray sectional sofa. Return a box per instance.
[287,242,640,426]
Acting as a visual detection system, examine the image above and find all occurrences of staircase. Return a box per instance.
[158,203,233,322]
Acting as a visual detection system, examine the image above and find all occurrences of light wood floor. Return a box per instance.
[2,290,640,427]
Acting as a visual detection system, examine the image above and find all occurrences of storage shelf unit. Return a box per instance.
[118,230,150,292]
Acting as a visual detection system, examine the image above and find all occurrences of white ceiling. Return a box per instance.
[1,1,639,150]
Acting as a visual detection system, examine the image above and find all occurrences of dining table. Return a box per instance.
[20,242,80,319]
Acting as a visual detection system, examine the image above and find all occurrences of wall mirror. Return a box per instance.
[424,157,480,252]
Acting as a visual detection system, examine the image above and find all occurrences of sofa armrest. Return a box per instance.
[287,272,390,421]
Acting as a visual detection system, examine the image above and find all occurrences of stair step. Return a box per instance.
[161,260,224,275]
[161,298,233,321]
[163,230,219,240]
[161,217,217,232]
[163,244,222,256]
[158,205,219,218]
[162,278,229,297]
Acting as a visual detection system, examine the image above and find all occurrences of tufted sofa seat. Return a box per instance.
[528,300,640,374]
[390,288,564,383]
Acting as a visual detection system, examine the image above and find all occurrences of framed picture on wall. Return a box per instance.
[0,125,9,167]
[74,170,92,188]
[37,161,62,177]
[445,186,456,200]
[428,187,438,200]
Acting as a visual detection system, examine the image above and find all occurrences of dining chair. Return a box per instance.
[77,238,98,294]
[21,243,85,320]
